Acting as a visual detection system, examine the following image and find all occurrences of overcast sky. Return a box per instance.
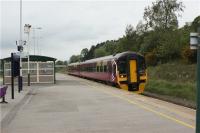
[1,0,200,61]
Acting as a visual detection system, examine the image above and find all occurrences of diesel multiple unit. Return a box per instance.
[68,51,147,93]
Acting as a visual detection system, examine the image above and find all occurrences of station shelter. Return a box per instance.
[0,55,56,85]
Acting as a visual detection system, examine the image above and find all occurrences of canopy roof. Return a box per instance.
[1,55,56,62]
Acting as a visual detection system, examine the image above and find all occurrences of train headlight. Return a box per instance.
[120,75,124,78]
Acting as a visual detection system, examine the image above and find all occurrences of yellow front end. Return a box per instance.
[116,59,147,93]
[116,73,129,91]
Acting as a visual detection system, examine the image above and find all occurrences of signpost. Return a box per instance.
[197,42,200,133]
[190,28,200,133]
[11,53,20,99]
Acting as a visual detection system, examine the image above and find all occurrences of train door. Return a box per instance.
[129,60,137,83]
[111,61,117,82]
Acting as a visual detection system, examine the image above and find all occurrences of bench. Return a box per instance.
[0,85,8,104]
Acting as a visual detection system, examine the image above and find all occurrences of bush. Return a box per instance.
[145,52,157,66]
[182,46,197,64]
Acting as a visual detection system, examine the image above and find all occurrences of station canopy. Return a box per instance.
[1,55,56,62]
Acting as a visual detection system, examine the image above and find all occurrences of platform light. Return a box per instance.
[24,24,31,34]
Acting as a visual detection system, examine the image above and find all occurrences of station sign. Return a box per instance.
[190,32,199,50]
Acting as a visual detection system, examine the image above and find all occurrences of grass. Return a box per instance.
[145,79,196,102]
[144,62,197,104]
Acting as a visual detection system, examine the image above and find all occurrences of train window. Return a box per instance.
[93,67,96,72]
[104,66,107,72]
[100,66,103,72]
[97,66,99,72]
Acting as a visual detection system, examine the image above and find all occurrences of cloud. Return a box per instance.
[1,0,200,60]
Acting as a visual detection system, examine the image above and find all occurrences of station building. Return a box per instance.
[0,55,56,85]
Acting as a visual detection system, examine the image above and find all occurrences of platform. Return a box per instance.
[1,73,196,133]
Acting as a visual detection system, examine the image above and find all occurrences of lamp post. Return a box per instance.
[190,28,200,133]
[24,24,31,86]
[18,0,23,92]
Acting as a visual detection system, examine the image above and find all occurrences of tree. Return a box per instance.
[192,16,200,31]
[86,45,96,59]
[80,48,89,61]
[56,60,64,65]
[156,30,182,62]
[143,0,184,30]
[56,60,68,66]
[94,47,108,58]
[136,20,146,35]
[140,31,161,53]
[125,24,135,38]
[117,25,139,52]
[103,40,117,55]
[63,61,68,66]
[69,55,80,63]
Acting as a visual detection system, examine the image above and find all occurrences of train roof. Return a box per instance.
[114,51,139,59]
[68,51,143,66]
[81,55,114,64]
[68,62,80,66]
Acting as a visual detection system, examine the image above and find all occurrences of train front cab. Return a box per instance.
[116,53,147,93]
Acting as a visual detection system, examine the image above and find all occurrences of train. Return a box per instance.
[68,51,147,93]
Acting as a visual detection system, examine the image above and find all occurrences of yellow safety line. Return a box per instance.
[85,81,194,119]
[82,81,195,130]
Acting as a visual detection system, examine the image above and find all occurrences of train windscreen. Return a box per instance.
[118,61,126,74]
